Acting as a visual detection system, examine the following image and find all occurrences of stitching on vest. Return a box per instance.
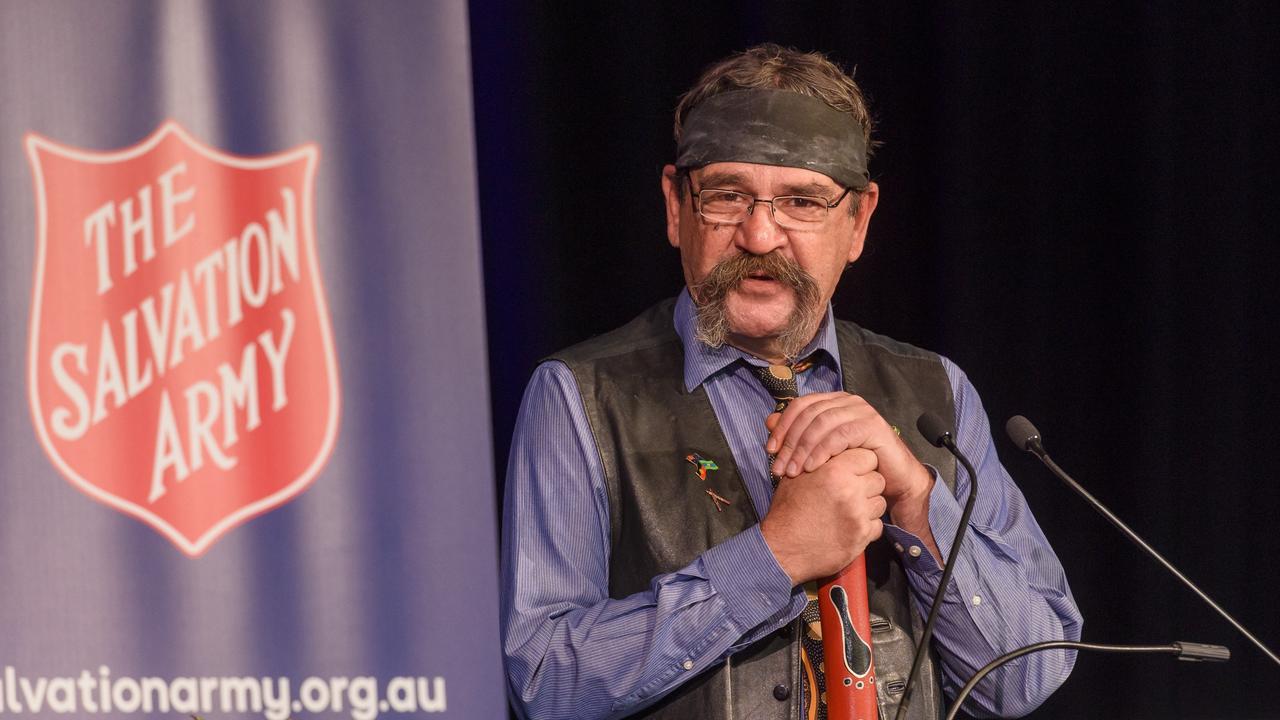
[835,318,941,363]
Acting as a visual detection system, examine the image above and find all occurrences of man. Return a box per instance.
[501,44,1081,719]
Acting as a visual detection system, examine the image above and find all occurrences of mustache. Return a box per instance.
[690,251,817,304]
[690,251,823,362]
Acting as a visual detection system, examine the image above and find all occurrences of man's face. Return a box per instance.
[660,161,879,358]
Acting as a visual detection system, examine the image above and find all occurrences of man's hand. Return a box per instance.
[765,392,941,561]
[767,392,931,503]
[761,448,887,585]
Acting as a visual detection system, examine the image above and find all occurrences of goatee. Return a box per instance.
[690,252,822,362]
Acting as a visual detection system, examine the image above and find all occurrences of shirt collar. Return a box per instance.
[674,288,841,393]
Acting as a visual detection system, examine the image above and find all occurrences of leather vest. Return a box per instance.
[552,299,956,720]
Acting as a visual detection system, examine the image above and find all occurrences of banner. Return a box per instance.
[0,2,503,718]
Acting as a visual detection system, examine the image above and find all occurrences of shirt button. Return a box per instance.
[682,659,694,670]
[971,595,982,606]
[773,684,790,701]
[908,545,922,557]
[893,542,904,553]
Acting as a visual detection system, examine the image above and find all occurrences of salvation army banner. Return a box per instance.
[28,123,337,556]
[0,2,503,718]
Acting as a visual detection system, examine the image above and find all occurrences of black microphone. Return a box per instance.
[894,412,981,720]
[1004,414,1041,453]
[1004,414,1280,669]
[916,411,954,450]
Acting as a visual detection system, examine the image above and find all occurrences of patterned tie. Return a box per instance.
[749,358,814,487]
[750,360,827,720]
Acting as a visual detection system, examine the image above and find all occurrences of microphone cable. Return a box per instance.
[943,639,1229,720]
[892,412,980,720]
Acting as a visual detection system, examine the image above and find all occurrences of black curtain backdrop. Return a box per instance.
[470,4,1280,718]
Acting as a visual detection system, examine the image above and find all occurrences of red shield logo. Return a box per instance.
[26,122,341,556]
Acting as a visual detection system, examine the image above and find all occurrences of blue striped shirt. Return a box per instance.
[501,290,1082,719]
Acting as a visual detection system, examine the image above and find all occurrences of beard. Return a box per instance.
[690,251,823,362]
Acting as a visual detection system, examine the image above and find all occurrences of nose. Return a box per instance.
[735,200,787,255]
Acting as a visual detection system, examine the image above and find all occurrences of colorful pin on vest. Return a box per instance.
[685,452,719,481]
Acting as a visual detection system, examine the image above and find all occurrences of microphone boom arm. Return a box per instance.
[1010,418,1280,669]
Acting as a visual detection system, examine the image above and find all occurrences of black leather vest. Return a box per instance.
[552,299,956,719]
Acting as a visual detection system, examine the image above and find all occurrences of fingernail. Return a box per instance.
[786,461,799,476]
[766,437,777,453]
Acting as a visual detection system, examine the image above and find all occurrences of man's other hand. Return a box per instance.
[760,448,887,585]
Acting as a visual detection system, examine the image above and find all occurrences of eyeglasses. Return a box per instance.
[688,176,854,229]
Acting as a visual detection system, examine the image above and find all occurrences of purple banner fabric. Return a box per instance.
[0,1,503,718]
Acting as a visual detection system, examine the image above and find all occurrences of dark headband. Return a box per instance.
[675,88,869,190]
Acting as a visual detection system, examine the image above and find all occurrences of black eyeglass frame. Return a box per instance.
[684,174,855,228]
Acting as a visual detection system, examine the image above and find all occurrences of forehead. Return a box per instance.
[693,162,842,195]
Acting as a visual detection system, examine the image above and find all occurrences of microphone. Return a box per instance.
[893,412,981,720]
[1004,415,1280,669]
[916,412,954,450]
[1004,414,1040,453]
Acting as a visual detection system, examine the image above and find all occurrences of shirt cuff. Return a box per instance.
[701,524,797,630]
[882,464,962,578]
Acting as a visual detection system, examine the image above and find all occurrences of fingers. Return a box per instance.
[863,470,887,500]
[868,495,888,522]
[866,517,885,543]
[777,395,868,473]
[766,392,841,454]
[764,393,932,510]
[762,466,889,583]
[851,476,888,551]
[769,393,887,477]
[823,447,877,480]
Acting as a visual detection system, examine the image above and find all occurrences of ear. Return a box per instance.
[845,181,880,264]
[660,164,684,248]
